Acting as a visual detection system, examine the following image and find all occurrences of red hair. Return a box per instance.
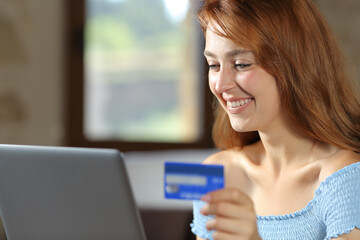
[198,0,360,152]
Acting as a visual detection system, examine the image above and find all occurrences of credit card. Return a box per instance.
[164,162,224,200]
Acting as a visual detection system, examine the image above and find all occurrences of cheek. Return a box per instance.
[236,71,258,93]
[208,74,220,97]
[240,70,278,97]
[208,75,216,93]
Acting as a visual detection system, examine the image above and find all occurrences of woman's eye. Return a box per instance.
[235,63,251,70]
[208,64,220,71]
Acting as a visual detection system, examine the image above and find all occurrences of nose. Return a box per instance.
[214,67,236,93]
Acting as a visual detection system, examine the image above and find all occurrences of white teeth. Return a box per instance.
[227,98,252,108]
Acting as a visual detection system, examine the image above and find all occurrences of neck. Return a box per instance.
[259,130,316,169]
[256,116,320,175]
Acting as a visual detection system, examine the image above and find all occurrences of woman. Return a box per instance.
[191,0,360,239]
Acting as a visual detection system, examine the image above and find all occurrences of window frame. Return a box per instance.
[65,0,214,151]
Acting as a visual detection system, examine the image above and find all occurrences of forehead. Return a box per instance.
[204,28,254,58]
[205,27,238,48]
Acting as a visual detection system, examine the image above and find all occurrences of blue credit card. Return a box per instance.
[164,162,224,200]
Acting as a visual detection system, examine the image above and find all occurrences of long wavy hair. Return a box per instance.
[198,0,360,152]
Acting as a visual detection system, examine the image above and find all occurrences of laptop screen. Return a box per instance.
[0,144,146,240]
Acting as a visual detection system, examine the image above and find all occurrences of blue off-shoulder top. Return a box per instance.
[191,162,360,240]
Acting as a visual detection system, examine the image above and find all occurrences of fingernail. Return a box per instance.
[200,204,209,215]
[206,219,215,230]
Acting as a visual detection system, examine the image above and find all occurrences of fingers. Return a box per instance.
[201,201,252,219]
[206,217,259,240]
[201,188,252,205]
[206,217,243,233]
[199,188,260,240]
[200,188,254,218]
[212,231,236,240]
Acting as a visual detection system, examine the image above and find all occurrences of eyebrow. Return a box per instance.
[204,49,253,58]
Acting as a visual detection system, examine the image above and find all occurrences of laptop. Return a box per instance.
[0,144,147,240]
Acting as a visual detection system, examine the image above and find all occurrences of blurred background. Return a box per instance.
[0,0,359,239]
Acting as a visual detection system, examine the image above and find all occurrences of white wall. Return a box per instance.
[124,148,218,210]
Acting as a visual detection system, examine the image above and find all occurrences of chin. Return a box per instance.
[229,120,253,133]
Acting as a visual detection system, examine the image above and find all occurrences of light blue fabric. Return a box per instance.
[191,162,360,240]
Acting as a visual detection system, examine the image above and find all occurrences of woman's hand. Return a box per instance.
[200,188,261,240]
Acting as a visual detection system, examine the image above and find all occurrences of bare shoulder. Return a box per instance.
[202,147,243,165]
[333,228,360,239]
[319,149,360,182]
[203,147,256,193]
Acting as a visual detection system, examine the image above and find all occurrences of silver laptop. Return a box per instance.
[0,144,146,240]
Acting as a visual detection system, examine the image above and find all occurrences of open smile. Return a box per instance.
[227,98,254,108]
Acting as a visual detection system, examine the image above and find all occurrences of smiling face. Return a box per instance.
[205,27,285,133]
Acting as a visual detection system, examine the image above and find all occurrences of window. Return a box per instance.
[66,0,213,151]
